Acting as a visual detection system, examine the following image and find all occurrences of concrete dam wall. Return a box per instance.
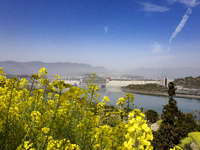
[63,78,171,88]
[106,80,163,87]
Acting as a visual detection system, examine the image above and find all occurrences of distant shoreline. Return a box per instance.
[121,88,200,99]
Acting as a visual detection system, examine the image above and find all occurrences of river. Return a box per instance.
[97,87,200,116]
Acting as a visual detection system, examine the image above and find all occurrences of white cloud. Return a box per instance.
[168,0,200,7]
[152,43,163,53]
[104,26,108,33]
[140,3,169,12]
[169,8,192,43]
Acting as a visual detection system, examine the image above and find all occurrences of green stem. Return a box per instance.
[42,90,61,149]
[1,81,14,149]
[127,98,130,121]
[29,79,35,96]
[137,132,142,150]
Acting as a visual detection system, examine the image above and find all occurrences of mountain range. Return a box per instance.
[0,61,200,79]
[126,67,200,79]
[0,61,108,77]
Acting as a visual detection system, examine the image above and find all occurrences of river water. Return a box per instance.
[97,87,200,115]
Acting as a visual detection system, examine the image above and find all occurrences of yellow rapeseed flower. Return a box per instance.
[42,127,50,134]
[38,67,47,77]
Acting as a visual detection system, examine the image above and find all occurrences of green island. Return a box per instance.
[121,83,168,92]
[121,76,200,99]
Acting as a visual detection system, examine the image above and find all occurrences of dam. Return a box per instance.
[62,76,173,88]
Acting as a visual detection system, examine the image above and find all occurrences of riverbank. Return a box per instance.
[121,87,200,99]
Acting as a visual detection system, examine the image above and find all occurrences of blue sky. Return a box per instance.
[0,0,200,71]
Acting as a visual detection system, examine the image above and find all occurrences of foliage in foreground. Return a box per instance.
[188,132,200,148]
[145,109,159,123]
[0,67,155,150]
[179,132,200,150]
[180,136,193,150]
[152,82,200,150]
[156,120,162,126]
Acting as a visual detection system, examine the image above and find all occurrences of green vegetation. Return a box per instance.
[156,120,163,125]
[180,137,192,149]
[0,67,154,150]
[1,66,200,150]
[122,83,168,92]
[179,132,200,150]
[145,109,159,123]
[152,82,181,150]
[152,82,200,150]
[174,76,200,89]
[188,132,200,148]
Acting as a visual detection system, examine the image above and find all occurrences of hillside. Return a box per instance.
[127,67,200,79]
[0,61,108,77]
[174,76,200,89]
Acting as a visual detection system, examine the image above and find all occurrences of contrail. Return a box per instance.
[167,47,170,52]
[169,8,192,43]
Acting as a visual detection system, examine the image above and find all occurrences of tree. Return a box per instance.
[151,82,199,150]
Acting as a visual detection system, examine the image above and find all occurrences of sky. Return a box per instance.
[0,0,200,71]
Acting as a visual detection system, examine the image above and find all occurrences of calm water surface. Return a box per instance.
[97,87,200,115]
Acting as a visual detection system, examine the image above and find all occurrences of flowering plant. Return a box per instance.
[0,67,154,150]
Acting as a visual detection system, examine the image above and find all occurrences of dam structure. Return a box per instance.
[61,76,173,88]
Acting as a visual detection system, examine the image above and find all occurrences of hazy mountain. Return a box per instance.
[121,74,146,79]
[1,61,199,79]
[0,61,108,77]
[127,67,200,79]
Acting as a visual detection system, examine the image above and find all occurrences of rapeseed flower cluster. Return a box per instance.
[0,67,156,149]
